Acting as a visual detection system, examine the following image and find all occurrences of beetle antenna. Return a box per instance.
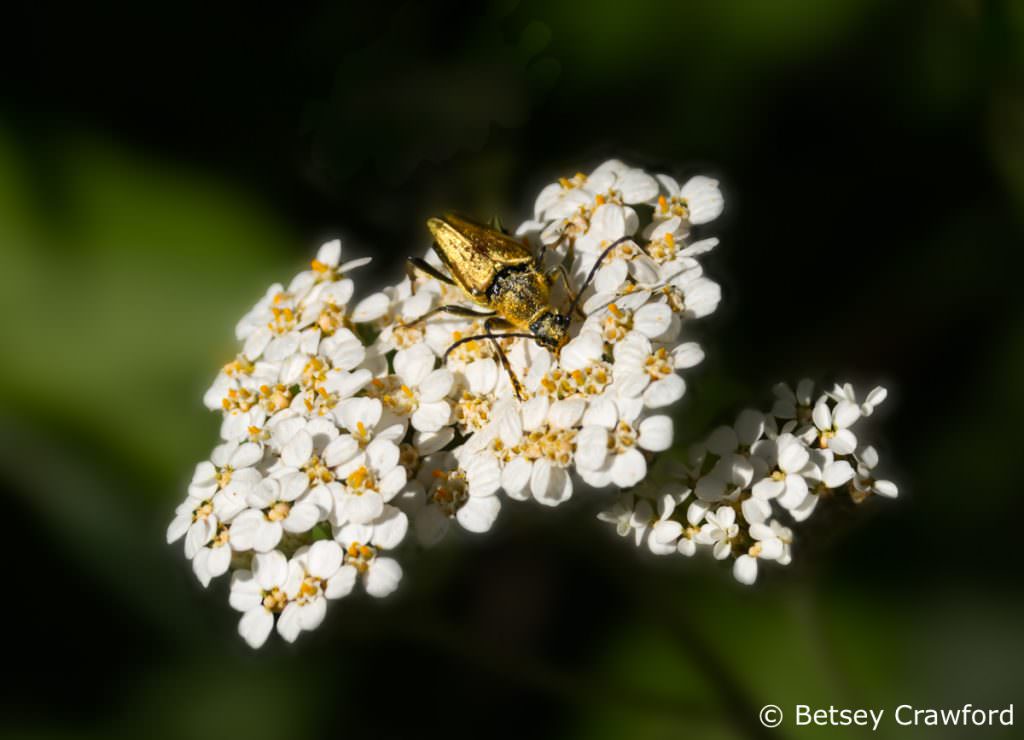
[580,264,694,317]
[444,332,537,361]
[566,236,634,318]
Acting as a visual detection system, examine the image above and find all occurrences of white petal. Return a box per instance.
[366,437,400,472]
[411,401,452,433]
[741,497,772,524]
[632,303,673,339]
[323,435,359,467]
[643,374,685,408]
[456,495,501,533]
[394,343,435,385]
[326,565,358,598]
[530,461,572,506]
[316,239,342,266]
[281,430,313,468]
[829,429,857,456]
[184,519,215,559]
[832,400,861,428]
[638,415,673,452]
[548,398,586,429]
[776,475,809,510]
[238,608,274,648]
[253,520,284,553]
[351,292,390,322]
[823,460,854,488]
[812,401,831,432]
[364,558,402,598]
[371,506,409,549]
[342,491,384,524]
[733,555,758,585]
[253,549,288,590]
[582,396,618,429]
[671,342,704,369]
[574,426,609,470]
[298,597,327,632]
[283,502,320,533]
[610,448,647,488]
[414,504,451,546]
[166,514,191,544]
[501,457,532,500]
[874,479,898,498]
[419,369,454,403]
[276,602,303,642]
[464,455,501,497]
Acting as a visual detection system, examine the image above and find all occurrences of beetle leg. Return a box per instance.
[406,304,496,327]
[443,324,532,402]
[407,256,457,289]
[484,317,526,401]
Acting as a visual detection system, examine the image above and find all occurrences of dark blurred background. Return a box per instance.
[2,1,1022,738]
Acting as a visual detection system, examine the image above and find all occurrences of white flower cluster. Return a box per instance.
[598,379,897,585]
[167,158,895,647]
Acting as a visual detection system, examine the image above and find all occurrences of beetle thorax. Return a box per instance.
[487,265,552,329]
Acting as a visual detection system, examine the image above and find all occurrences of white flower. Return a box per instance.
[378,343,454,432]
[827,383,888,417]
[167,443,261,557]
[651,174,724,229]
[733,521,787,585]
[229,550,299,648]
[852,445,898,499]
[812,399,860,455]
[771,378,815,421]
[329,440,407,525]
[575,399,672,489]
[692,410,768,502]
[751,432,812,510]
[597,493,653,546]
[271,415,340,479]
[613,332,702,408]
[647,486,690,555]
[696,506,739,560]
[333,506,408,597]
[190,523,234,587]
[282,540,354,636]
[583,293,676,345]
[406,451,502,545]
[492,395,579,506]
[329,396,406,471]
[230,472,326,552]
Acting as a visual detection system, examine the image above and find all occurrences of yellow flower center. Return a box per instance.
[492,425,577,467]
[262,587,288,612]
[643,347,673,379]
[429,467,470,516]
[303,454,334,485]
[609,421,637,454]
[193,500,214,521]
[266,501,292,522]
[346,541,376,573]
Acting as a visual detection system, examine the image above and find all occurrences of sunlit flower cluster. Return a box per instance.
[169,158,896,646]
[598,380,897,584]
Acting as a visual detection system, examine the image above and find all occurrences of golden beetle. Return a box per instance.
[407,213,627,398]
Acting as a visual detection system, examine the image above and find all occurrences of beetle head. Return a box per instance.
[529,311,571,351]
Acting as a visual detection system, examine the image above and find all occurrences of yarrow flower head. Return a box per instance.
[170,159,898,646]
[597,378,897,584]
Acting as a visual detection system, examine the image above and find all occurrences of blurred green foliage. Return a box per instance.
[2,1,1023,739]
